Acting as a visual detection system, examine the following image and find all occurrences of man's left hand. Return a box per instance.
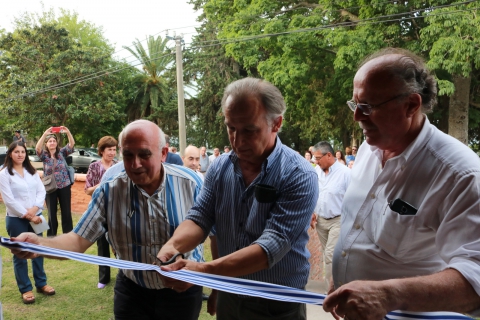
[323,280,395,320]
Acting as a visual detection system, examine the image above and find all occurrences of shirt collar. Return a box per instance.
[369,115,433,165]
[131,166,166,197]
[229,136,282,173]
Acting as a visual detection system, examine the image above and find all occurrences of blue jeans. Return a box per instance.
[6,216,47,294]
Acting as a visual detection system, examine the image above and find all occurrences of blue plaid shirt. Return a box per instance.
[187,137,318,288]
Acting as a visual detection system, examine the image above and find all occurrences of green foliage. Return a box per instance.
[0,23,129,146]
[122,36,179,136]
[188,0,479,148]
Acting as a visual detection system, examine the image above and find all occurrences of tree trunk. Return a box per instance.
[448,74,471,145]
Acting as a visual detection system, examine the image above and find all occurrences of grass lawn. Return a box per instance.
[0,204,215,319]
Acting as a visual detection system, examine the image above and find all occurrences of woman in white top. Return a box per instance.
[0,141,55,304]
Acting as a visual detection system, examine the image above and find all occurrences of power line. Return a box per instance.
[1,2,476,102]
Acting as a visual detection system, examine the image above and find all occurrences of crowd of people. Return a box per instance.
[2,47,480,320]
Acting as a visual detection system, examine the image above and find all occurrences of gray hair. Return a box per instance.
[312,141,334,156]
[360,48,437,113]
[221,77,286,126]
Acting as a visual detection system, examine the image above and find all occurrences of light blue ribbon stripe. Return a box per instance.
[0,237,472,320]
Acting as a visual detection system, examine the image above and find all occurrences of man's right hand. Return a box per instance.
[10,232,41,259]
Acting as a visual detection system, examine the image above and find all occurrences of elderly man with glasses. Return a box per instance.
[323,48,480,319]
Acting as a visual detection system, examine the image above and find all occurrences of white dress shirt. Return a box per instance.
[333,116,480,304]
[0,167,45,218]
[314,160,351,219]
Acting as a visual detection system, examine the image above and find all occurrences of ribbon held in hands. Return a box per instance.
[0,237,472,320]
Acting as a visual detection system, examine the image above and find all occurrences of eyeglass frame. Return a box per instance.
[346,93,411,115]
[315,153,330,162]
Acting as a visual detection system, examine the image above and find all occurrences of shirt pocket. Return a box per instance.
[365,203,417,260]
[245,200,274,238]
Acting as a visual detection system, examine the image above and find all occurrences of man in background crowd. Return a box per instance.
[223,146,230,154]
[199,146,210,174]
[13,130,25,144]
[183,145,204,182]
[311,141,350,290]
[164,135,183,165]
[209,148,220,163]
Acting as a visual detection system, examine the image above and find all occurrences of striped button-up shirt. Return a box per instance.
[74,163,203,289]
[187,137,319,289]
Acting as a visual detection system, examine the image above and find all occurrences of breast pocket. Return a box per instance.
[364,204,417,260]
[245,201,274,238]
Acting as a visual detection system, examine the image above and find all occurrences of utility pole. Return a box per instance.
[167,33,186,157]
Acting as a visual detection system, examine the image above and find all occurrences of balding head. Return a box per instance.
[121,120,168,195]
[183,145,200,171]
[358,48,437,113]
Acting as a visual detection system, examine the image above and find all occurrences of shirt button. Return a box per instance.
[370,193,375,199]
[401,165,406,170]
[355,224,361,230]
[341,251,346,257]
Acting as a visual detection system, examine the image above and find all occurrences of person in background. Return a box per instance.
[36,126,75,236]
[351,145,358,157]
[164,135,183,165]
[323,48,480,319]
[347,160,355,169]
[304,150,316,167]
[13,130,26,144]
[0,141,55,304]
[311,141,351,290]
[85,136,118,289]
[199,146,210,174]
[344,146,355,165]
[223,146,230,154]
[335,150,346,165]
[182,145,204,182]
[209,148,220,163]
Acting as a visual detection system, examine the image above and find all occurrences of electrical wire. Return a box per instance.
[1,1,476,102]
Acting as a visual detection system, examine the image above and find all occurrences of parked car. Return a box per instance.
[27,148,41,162]
[0,146,7,166]
[66,149,101,173]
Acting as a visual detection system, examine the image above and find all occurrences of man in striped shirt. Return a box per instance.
[11,120,205,320]
[159,78,319,320]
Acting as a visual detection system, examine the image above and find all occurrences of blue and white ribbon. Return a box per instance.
[0,237,472,320]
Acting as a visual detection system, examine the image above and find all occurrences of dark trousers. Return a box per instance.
[113,271,202,320]
[97,234,111,284]
[216,291,306,320]
[45,185,73,236]
[6,216,47,293]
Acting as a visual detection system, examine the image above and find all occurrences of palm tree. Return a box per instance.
[124,35,174,121]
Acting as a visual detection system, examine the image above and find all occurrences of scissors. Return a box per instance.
[151,252,184,267]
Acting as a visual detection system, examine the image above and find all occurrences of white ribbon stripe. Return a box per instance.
[0,237,472,320]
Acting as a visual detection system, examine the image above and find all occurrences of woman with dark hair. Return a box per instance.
[84,135,118,289]
[0,141,55,304]
[304,150,316,167]
[36,126,75,236]
[335,150,346,165]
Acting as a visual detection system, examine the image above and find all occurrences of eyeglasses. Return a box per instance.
[315,153,329,162]
[347,93,410,115]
